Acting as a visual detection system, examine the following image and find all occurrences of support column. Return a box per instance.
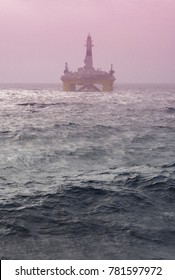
[102,80,113,92]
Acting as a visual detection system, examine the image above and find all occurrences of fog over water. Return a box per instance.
[0,0,175,83]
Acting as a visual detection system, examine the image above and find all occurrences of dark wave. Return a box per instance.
[166,107,175,113]
[1,171,174,236]
[54,122,80,129]
[17,102,73,108]
[163,161,175,168]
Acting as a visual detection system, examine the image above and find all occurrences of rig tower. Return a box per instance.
[61,34,116,92]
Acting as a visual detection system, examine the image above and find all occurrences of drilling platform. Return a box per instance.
[61,34,116,92]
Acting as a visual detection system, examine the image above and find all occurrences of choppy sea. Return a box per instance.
[0,83,175,259]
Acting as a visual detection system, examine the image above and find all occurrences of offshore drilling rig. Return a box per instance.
[61,34,116,92]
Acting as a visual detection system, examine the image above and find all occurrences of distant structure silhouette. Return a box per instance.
[61,34,116,92]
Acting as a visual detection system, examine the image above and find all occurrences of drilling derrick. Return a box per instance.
[84,33,94,69]
[61,34,116,92]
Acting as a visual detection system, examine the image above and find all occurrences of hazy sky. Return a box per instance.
[0,0,175,83]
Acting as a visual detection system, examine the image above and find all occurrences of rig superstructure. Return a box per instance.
[61,34,116,92]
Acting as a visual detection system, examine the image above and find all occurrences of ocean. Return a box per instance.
[0,83,175,259]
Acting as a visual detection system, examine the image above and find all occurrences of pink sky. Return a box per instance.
[0,0,175,83]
